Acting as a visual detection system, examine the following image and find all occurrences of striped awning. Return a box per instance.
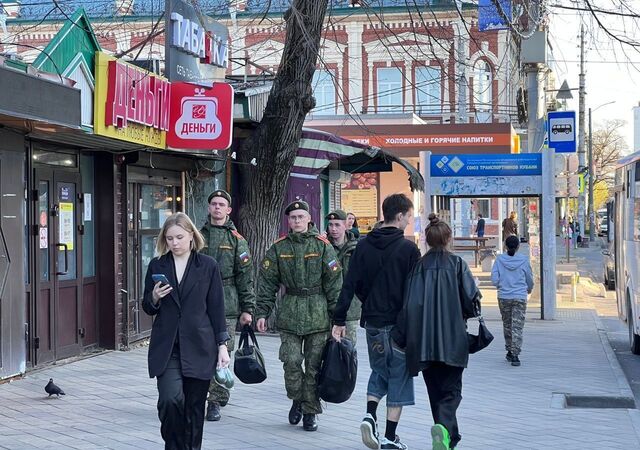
[292,128,373,178]
[293,127,424,191]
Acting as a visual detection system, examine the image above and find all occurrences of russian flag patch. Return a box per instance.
[328,259,339,271]
[240,252,250,263]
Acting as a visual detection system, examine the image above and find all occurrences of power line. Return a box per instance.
[550,3,640,19]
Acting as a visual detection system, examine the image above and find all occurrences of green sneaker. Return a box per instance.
[431,424,450,450]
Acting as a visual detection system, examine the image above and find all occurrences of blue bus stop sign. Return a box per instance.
[548,111,576,153]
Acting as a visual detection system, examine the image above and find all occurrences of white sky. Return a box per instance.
[548,3,640,155]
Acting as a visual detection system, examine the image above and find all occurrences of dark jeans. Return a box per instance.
[422,362,464,449]
[156,348,210,450]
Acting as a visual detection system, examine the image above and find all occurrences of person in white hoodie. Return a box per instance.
[491,235,534,366]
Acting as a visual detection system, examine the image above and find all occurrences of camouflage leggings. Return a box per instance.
[498,299,527,356]
[207,319,237,405]
[279,331,328,414]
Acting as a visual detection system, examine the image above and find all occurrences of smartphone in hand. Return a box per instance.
[152,274,171,286]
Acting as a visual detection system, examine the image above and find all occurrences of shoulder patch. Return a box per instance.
[316,235,330,245]
[231,230,245,240]
[274,235,287,244]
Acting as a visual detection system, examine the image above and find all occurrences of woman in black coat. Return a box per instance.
[392,213,480,450]
[142,212,230,450]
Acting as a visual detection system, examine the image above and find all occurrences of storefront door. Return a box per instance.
[127,182,179,342]
[33,168,83,364]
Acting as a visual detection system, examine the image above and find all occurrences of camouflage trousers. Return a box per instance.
[207,319,237,405]
[345,320,359,346]
[498,299,527,356]
[279,331,328,414]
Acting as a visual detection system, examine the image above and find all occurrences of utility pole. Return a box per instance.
[588,107,595,241]
[577,24,587,241]
[565,156,571,263]
[455,20,471,236]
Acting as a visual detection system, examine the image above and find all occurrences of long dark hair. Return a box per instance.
[347,212,359,228]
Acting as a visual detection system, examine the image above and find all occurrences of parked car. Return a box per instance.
[603,245,615,290]
[598,216,608,237]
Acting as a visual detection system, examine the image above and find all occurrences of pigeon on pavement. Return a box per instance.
[45,378,65,397]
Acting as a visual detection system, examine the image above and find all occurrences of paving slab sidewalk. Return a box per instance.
[1,306,639,450]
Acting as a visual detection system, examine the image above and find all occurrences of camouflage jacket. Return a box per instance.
[256,226,343,335]
[200,218,255,319]
[330,231,362,322]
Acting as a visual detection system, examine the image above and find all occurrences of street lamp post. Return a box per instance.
[588,100,616,241]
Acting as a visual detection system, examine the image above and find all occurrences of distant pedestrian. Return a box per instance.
[475,214,485,238]
[142,213,230,450]
[393,213,480,450]
[255,201,342,432]
[502,211,518,240]
[347,212,361,239]
[200,190,255,422]
[572,220,581,248]
[332,194,421,450]
[491,235,534,367]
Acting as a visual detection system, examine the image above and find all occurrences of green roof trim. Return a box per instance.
[32,8,101,78]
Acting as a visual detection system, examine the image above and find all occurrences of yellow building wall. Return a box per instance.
[379,157,420,240]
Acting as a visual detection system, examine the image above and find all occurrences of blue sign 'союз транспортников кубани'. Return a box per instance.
[430,153,543,177]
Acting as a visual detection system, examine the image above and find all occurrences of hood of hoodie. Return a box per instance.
[366,226,406,249]
[497,253,528,271]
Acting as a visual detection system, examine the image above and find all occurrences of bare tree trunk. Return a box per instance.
[236,0,328,270]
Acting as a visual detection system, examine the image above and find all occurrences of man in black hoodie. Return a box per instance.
[332,194,421,450]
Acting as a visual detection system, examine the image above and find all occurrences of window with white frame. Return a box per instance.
[473,60,492,123]
[475,199,491,218]
[415,66,442,114]
[311,70,336,115]
[376,67,403,113]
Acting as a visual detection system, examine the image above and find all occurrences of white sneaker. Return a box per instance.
[380,435,408,450]
[360,413,379,449]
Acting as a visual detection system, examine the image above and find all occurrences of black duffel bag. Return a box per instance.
[317,338,357,404]
[234,325,267,384]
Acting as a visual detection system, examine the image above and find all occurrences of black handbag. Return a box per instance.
[234,325,267,384]
[467,299,494,354]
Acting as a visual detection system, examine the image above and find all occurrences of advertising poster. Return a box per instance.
[59,202,74,251]
[341,172,379,233]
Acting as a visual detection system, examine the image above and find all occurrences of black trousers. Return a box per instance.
[157,349,210,450]
[422,362,464,449]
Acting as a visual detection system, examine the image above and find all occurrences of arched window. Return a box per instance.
[473,60,493,122]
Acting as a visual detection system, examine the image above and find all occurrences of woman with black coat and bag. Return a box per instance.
[392,214,481,450]
[142,212,230,450]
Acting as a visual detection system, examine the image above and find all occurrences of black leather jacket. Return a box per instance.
[392,249,480,375]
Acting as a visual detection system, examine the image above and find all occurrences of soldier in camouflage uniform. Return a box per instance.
[200,190,255,421]
[256,200,342,432]
[325,209,361,344]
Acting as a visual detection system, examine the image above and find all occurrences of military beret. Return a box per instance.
[285,200,310,215]
[325,209,347,221]
[208,189,232,205]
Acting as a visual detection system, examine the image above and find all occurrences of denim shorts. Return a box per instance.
[365,324,415,407]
